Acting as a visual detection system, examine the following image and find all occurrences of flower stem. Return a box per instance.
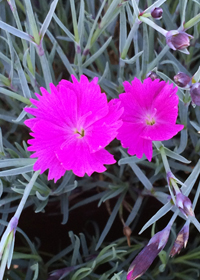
[14,170,40,219]
[139,16,167,36]
[168,209,179,227]
[158,144,171,173]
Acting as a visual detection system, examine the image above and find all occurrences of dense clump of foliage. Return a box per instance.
[0,0,200,279]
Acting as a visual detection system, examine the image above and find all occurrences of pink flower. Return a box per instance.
[24,75,123,182]
[117,78,184,161]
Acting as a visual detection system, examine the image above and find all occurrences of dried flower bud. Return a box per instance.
[176,192,194,217]
[174,72,191,87]
[170,221,189,257]
[127,225,171,280]
[166,30,193,54]
[123,226,132,247]
[146,71,159,81]
[151,7,163,20]
[190,83,200,106]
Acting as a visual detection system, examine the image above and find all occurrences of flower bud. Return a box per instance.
[146,71,159,81]
[166,30,193,54]
[170,221,189,257]
[174,72,191,87]
[127,225,171,280]
[176,192,194,217]
[123,226,132,247]
[151,7,163,20]
[190,83,200,106]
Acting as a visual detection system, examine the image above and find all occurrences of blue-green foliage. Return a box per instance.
[0,0,200,279]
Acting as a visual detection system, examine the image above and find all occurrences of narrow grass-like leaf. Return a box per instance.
[147,45,169,73]
[142,23,149,76]
[53,14,75,41]
[182,159,200,196]
[46,29,77,77]
[79,233,88,257]
[23,0,40,44]
[70,0,79,43]
[0,87,31,105]
[193,66,200,82]
[69,232,82,265]
[98,187,125,206]
[70,191,107,211]
[99,0,121,29]
[162,3,177,30]
[5,32,14,82]
[61,193,69,224]
[38,52,52,90]
[0,21,33,43]
[35,199,48,213]
[131,0,140,16]
[164,147,191,163]
[139,202,173,234]
[52,171,74,194]
[119,160,153,191]
[15,58,32,99]
[0,164,34,177]
[0,128,5,155]
[0,180,3,198]
[30,263,39,280]
[78,0,85,43]
[45,244,74,267]
[84,0,107,51]
[39,0,59,40]
[0,196,21,207]
[144,0,167,13]
[160,59,180,72]
[12,109,27,124]
[192,181,200,210]
[71,267,92,280]
[121,20,141,59]
[180,0,188,27]
[175,129,188,154]
[125,196,143,226]
[99,62,109,84]
[95,192,126,250]
[120,50,143,64]
[0,158,35,168]
[190,120,200,131]
[82,36,112,68]
[35,191,49,201]
[119,6,127,53]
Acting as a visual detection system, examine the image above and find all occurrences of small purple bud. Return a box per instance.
[76,45,81,54]
[190,83,200,106]
[37,40,44,56]
[127,225,171,280]
[176,192,194,217]
[83,48,89,56]
[48,266,77,280]
[166,30,193,54]
[151,7,163,20]
[174,72,191,87]
[170,221,189,257]
[146,71,159,81]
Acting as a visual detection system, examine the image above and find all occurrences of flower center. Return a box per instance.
[145,116,156,126]
[75,128,85,138]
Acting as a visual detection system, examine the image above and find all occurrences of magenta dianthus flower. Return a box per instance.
[117,78,184,161]
[24,75,123,182]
